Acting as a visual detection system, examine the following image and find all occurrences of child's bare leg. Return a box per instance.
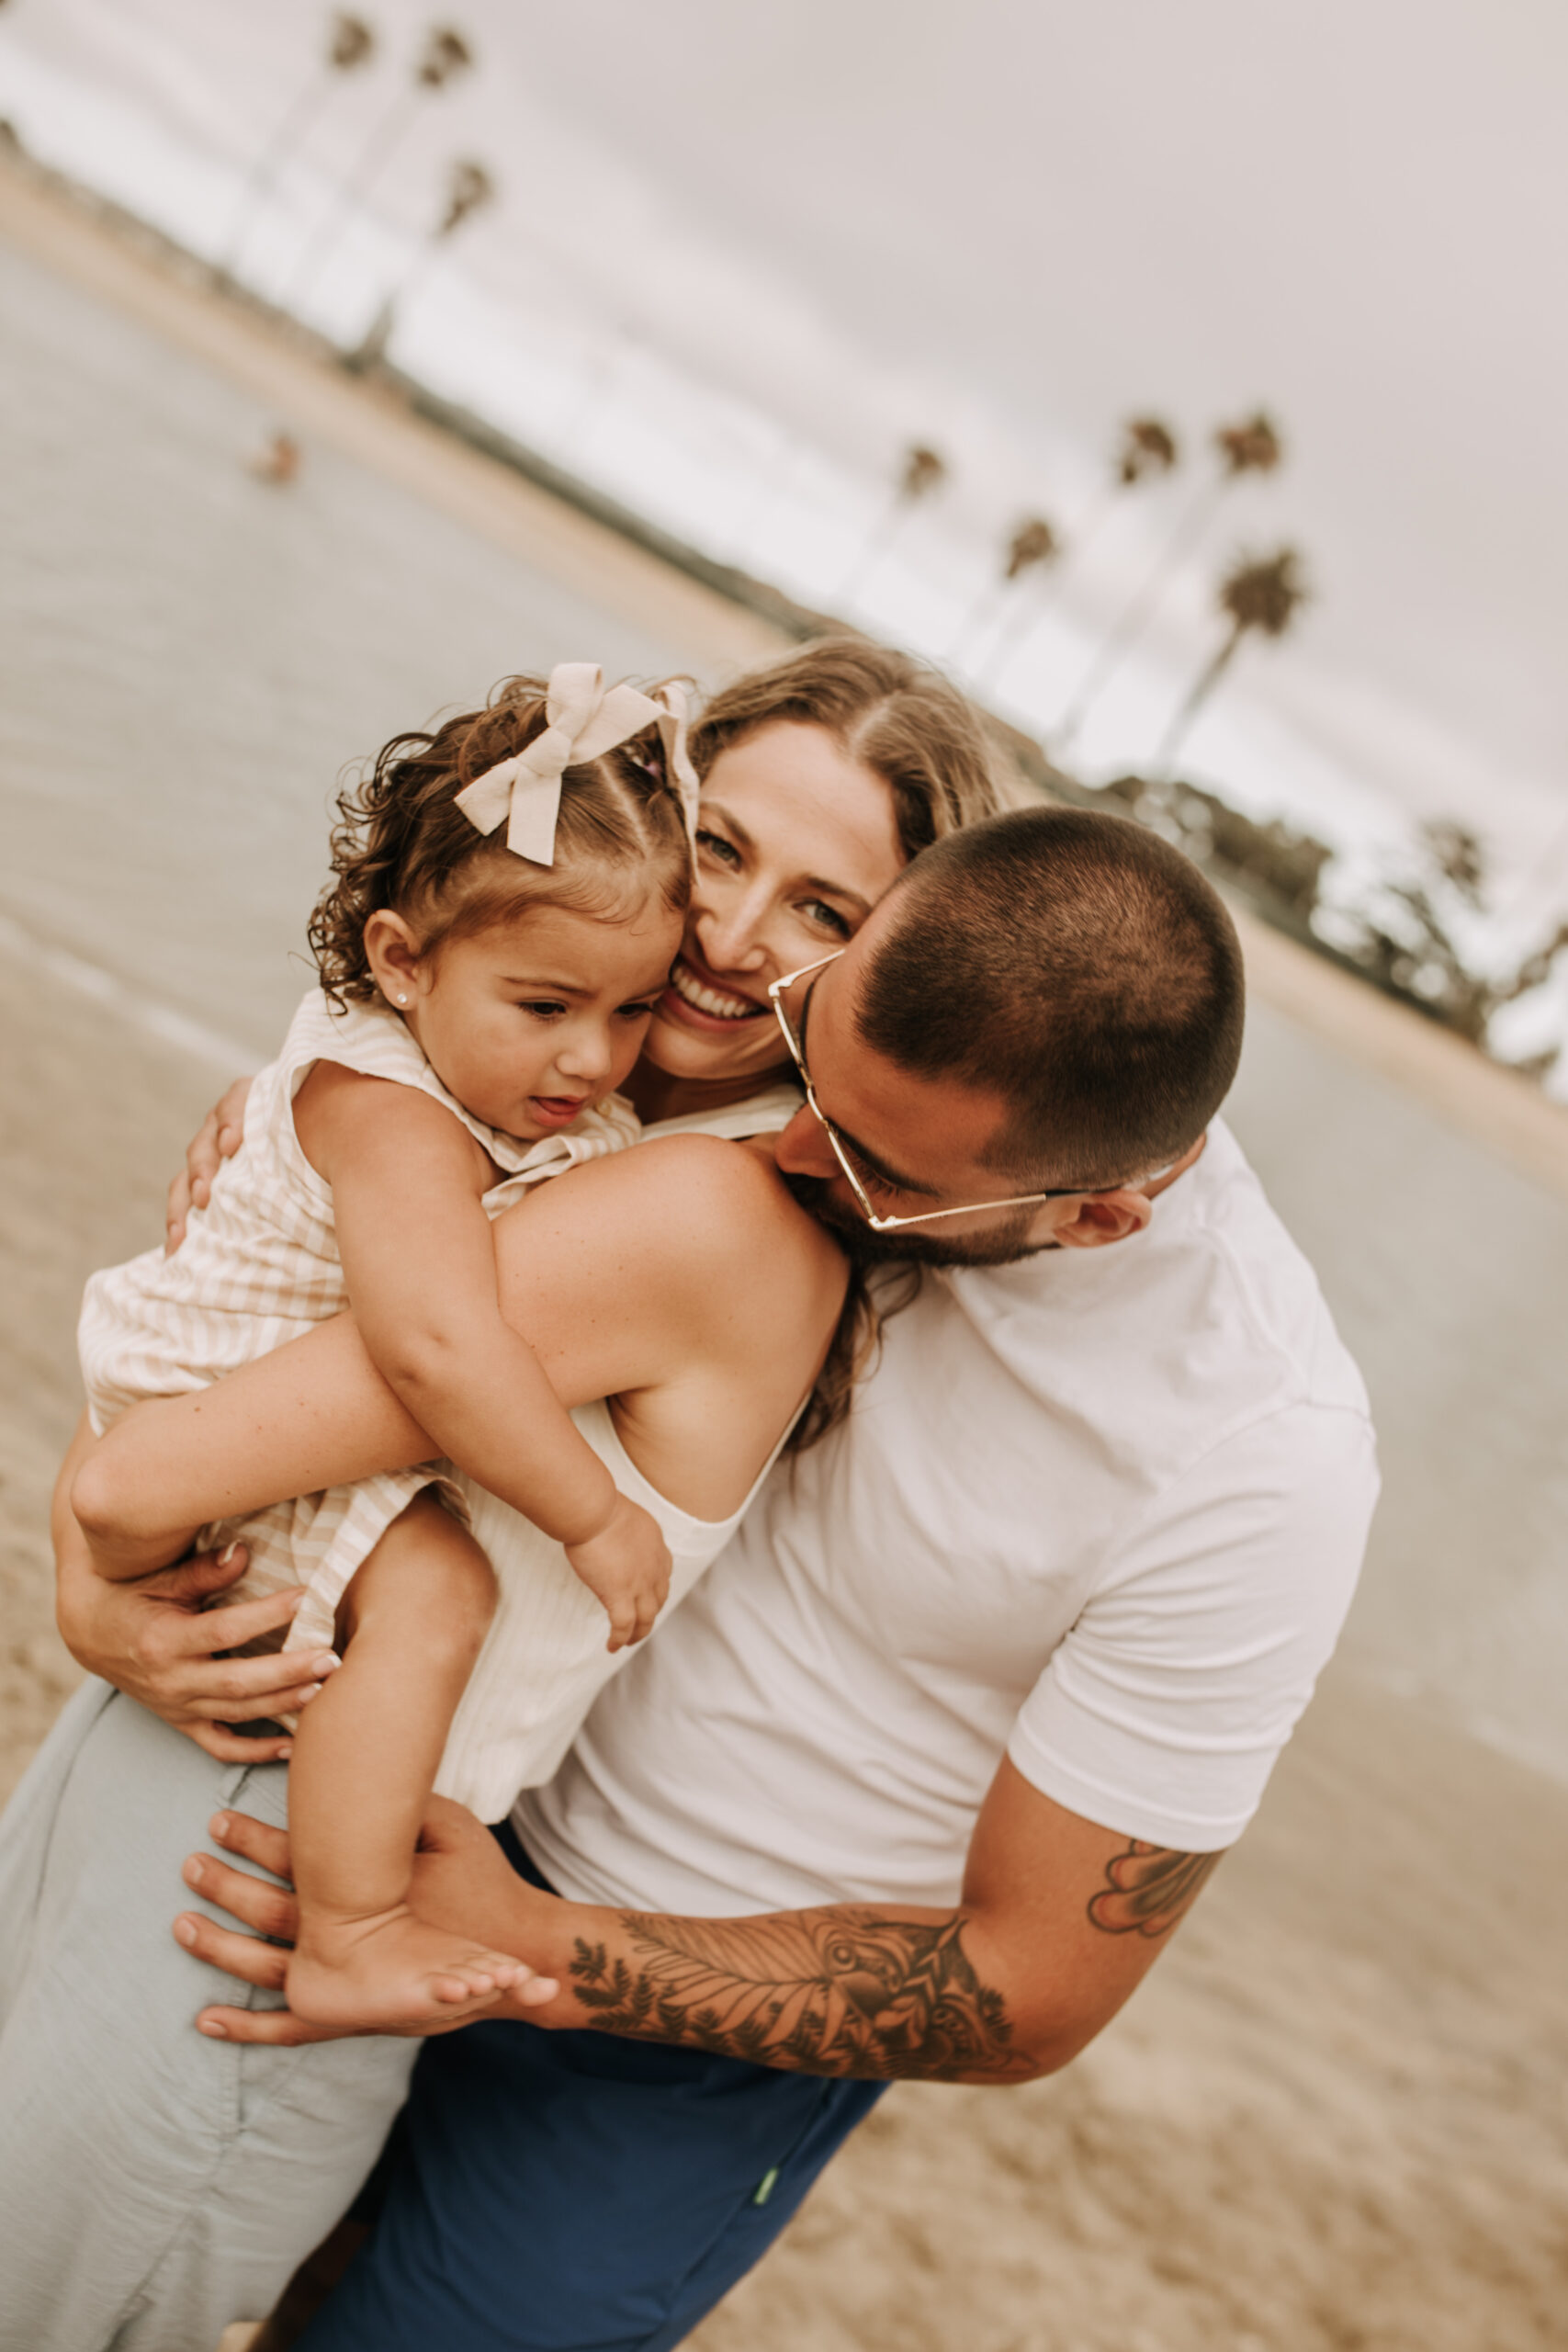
[284,1490,524,2031]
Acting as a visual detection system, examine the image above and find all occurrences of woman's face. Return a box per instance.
[643,718,908,1084]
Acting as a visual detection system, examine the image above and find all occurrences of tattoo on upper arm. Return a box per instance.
[569,1910,1031,2081]
[1087,1841,1222,1938]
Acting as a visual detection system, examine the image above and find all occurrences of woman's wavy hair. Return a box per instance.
[694,639,1005,1453]
[691,635,1002,860]
[309,675,692,1006]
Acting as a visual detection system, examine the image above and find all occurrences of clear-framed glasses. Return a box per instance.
[766,952,1100,1232]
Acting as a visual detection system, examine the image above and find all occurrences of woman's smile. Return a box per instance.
[662,953,771,1030]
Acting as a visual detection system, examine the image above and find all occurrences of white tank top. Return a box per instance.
[437,1397,797,1819]
[432,1080,805,1816]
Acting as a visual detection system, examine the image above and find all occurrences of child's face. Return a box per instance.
[382,899,682,1142]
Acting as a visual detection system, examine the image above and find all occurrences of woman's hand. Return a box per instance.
[178,1801,561,2043]
[53,1419,337,1762]
[58,1540,338,1763]
[165,1075,252,1253]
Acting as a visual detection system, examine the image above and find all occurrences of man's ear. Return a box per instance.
[1051,1187,1155,1250]
[363,910,424,1005]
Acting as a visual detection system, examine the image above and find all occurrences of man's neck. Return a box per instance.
[1146,1131,1209,1199]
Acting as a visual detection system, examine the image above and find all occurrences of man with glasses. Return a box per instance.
[175,808,1378,2352]
[768,947,1183,1247]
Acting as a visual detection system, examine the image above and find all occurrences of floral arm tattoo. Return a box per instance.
[564,1842,1218,2082]
[570,1910,1029,2082]
[1087,1840,1223,1936]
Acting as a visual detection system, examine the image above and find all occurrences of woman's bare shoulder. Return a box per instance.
[501,1131,844,1323]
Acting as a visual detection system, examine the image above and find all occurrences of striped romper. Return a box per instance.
[77,986,642,1812]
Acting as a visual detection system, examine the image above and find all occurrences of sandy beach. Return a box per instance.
[3,155,1567,2350]
[5,933,1566,2352]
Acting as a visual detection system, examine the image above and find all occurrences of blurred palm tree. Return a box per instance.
[976,414,1179,691]
[347,154,496,368]
[1117,414,1180,486]
[1345,820,1568,1055]
[1422,819,1486,906]
[419,28,473,85]
[219,13,377,281]
[950,514,1059,662]
[1054,409,1283,755]
[840,443,949,602]
[285,22,474,311]
[1152,545,1308,775]
[434,153,493,236]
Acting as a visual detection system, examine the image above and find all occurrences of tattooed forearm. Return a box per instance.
[568,1908,1031,2081]
[1087,1841,1222,1938]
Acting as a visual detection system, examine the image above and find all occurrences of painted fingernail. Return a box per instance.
[311,1651,342,1675]
[197,2017,229,2038]
[298,1682,322,1703]
[276,1743,293,1759]
[217,1543,238,1566]
[175,1915,198,1946]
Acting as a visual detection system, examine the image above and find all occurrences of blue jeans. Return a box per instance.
[297,1824,886,2352]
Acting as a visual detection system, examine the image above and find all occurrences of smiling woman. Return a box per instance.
[0,638,1015,2351]
[625,639,1004,1125]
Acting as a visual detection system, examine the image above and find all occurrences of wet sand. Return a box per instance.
[0,931,225,1795]
[3,153,1566,2352]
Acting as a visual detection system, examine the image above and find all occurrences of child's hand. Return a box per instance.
[564,1493,672,1652]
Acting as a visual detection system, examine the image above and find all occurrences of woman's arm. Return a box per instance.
[68,1318,426,1560]
[307,1067,668,1645]
[53,1415,343,1762]
[72,1135,843,1588]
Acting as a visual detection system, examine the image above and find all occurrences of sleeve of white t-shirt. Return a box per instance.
[1007,1402,1379,1851]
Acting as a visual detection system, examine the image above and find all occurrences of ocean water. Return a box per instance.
[3,233,1566,1784]
[0,234,690,1063]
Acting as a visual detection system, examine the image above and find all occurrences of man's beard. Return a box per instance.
[786,1175,1054,1270]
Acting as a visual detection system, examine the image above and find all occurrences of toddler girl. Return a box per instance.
[75,662,696,2030]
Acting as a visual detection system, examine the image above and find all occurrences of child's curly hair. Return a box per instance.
[309,674,693,1007]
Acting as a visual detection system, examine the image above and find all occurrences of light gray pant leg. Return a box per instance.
[0,1676,115,2000]
[0,1691,415,2352]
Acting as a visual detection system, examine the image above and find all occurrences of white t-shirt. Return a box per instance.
[515,1118,1378,1914]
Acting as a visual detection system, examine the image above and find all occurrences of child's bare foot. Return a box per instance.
[287,1905,528,2032]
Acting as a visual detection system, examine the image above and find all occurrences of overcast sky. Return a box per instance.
[5,0,1566,922]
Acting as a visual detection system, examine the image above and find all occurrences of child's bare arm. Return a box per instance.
[301,1064,670,1647]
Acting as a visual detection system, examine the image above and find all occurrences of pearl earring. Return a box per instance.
[396,992,409,1005]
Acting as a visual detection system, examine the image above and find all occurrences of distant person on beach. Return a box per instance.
[0,639,1377,2352]
[248,428,300,485]
[72,663,764,2036]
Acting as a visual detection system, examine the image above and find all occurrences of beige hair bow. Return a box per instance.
[454,662,701,867]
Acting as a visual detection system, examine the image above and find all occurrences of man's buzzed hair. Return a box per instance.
[856,806,1246,1190]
